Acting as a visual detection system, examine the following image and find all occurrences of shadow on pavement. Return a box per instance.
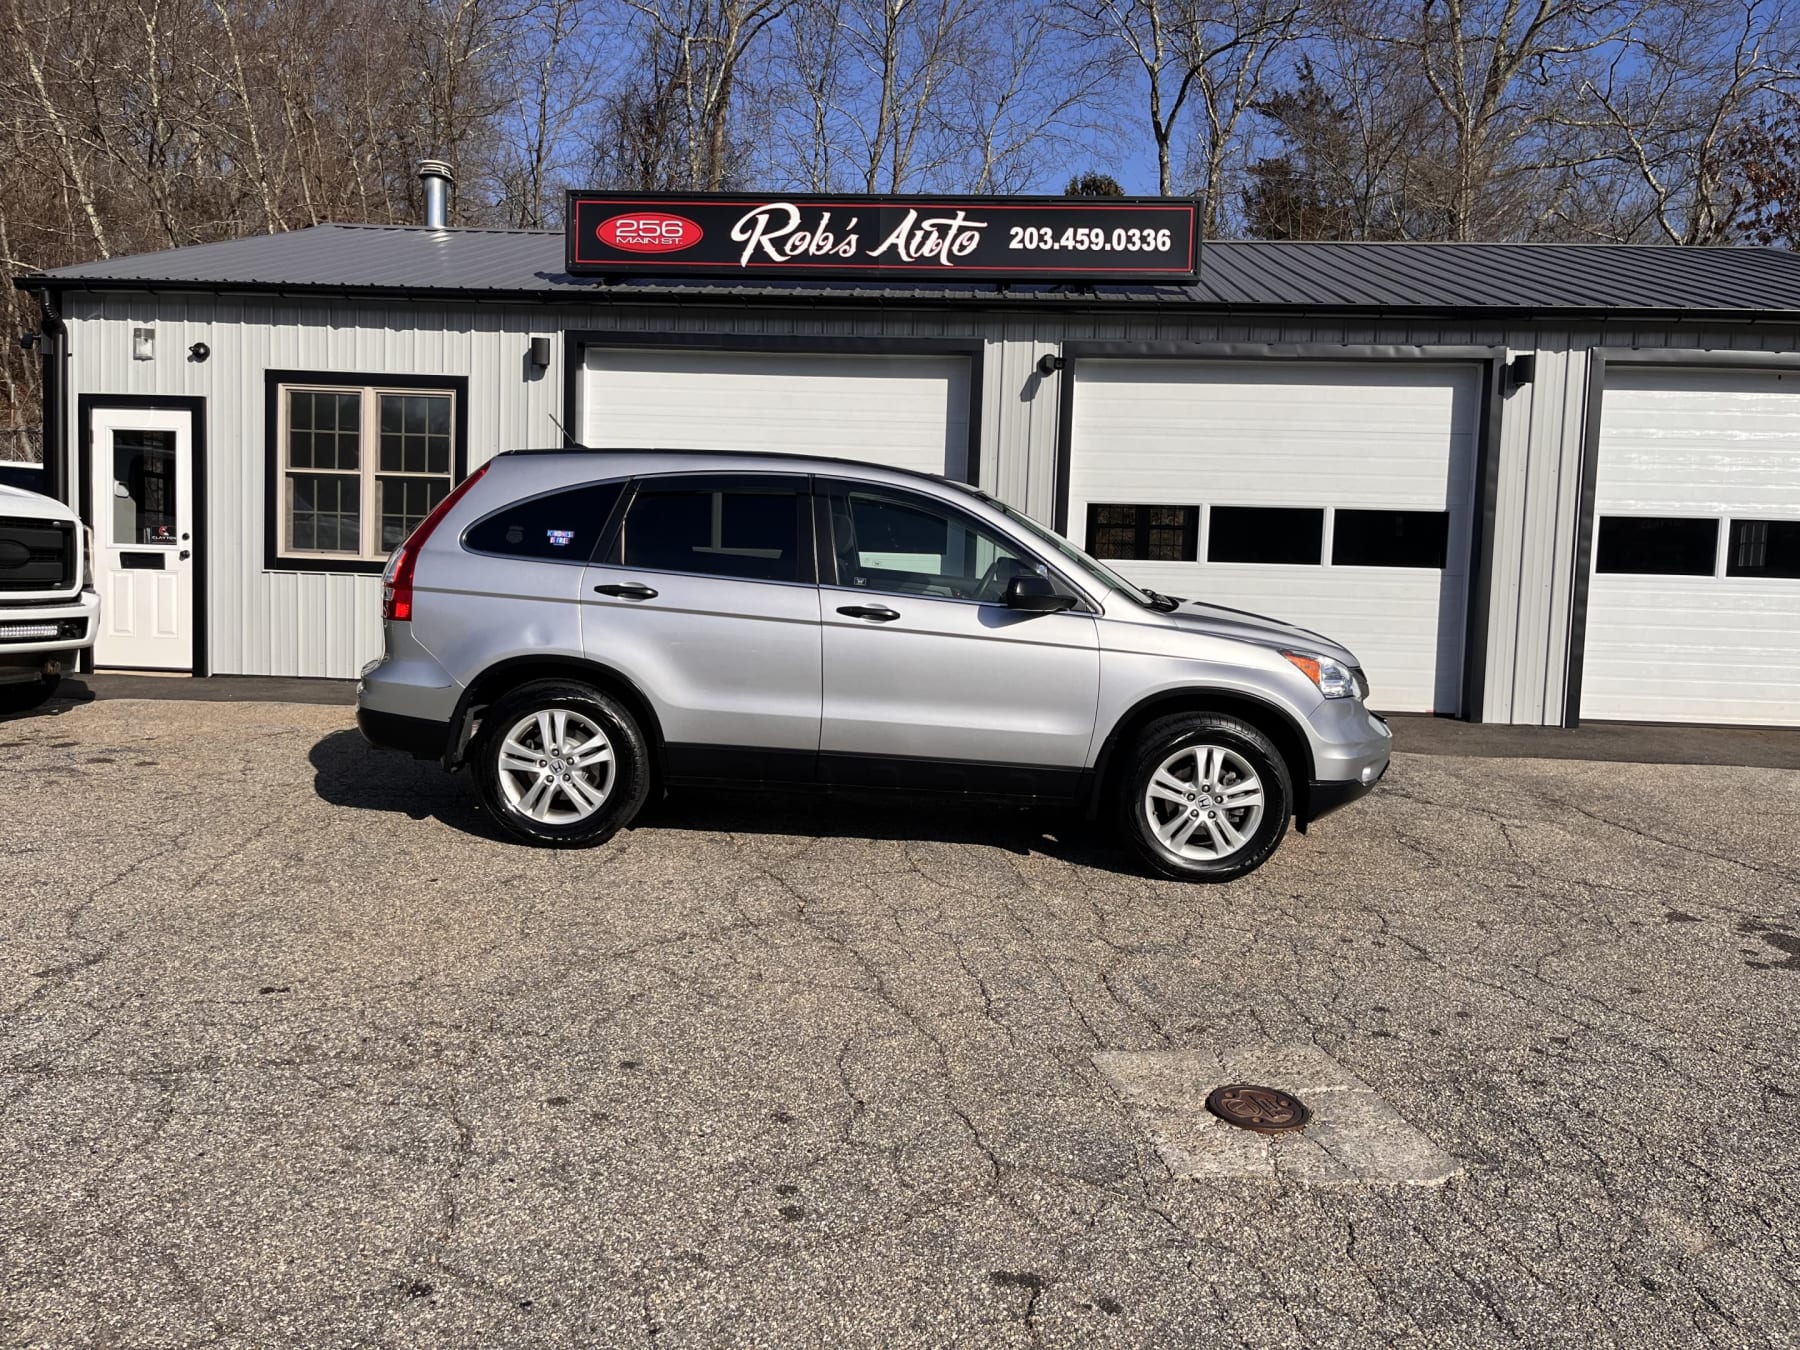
[0,680,96,724]
[308,727,1138,872]
[309,728,514,844]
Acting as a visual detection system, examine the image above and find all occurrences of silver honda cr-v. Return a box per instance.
[356,449,1391,880]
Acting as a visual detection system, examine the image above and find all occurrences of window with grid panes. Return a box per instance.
[1084,504,1198,561]
[279,384,456,562]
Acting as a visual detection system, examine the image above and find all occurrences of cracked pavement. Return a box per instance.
[1,696,1797,1348]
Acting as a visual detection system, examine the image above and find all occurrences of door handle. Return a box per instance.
[178,549,190,561]
[593,582,659,600]
[837,604,900,622]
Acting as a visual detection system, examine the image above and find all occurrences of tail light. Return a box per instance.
[382,463,489,622]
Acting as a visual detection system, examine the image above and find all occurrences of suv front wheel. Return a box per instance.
[473,681,651,847]
[1120,713,1292,881]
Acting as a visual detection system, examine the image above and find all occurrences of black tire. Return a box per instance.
[472,680,651,848]
[0,674,59,715]
[1118,713,1292,882]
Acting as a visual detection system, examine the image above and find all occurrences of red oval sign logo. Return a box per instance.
[597,212,703,254]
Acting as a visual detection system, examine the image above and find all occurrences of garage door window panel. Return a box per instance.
[620,482,808,584]
[1086,504,1198,561]
[1331,509,1450,568]
[1207,507,1324,565]
[1595,516,1718,576]
[278,382,457,564]
[1726,519,1800,580]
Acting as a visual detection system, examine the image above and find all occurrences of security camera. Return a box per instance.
[18,332,40,351]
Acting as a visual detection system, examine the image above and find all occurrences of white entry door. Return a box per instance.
[90,407,195,670]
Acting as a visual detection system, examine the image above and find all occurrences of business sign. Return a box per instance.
[565,192,1199,281]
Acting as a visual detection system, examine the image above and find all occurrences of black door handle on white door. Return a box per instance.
[593,582,659,600]
[837,604,901,622]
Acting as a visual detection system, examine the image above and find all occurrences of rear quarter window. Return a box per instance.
[463,480,625,563]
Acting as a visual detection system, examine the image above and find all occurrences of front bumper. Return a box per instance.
[0,590,99,659]
[1300,701,1391,826]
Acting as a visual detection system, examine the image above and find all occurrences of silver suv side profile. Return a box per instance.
[356,449,1391,881]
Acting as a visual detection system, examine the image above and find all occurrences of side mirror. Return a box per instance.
[1003,573,1076,613]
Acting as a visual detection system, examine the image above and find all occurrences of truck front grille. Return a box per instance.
[0,516,75,592]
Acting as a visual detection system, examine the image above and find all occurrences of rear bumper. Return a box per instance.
[356,706,451,760]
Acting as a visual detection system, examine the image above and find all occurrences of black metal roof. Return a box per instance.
[22,222,1800,317]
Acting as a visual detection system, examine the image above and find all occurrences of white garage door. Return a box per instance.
[1067,360,1481,714]
[580,348,972,479]
[1580,367,1800,726]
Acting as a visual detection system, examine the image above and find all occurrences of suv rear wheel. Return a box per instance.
[473,681,650,847]
[1119,713,1291,881]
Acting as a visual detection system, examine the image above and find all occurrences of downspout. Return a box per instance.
[34,288,69,506]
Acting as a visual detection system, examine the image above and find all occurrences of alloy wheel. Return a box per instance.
[1142,743,1266,861]
[495,708,616,825]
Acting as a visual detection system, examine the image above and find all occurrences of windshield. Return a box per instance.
[957,488,1166,609]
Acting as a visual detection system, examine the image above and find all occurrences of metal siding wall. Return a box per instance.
[68,294,571,678]
[58,291,1800,719]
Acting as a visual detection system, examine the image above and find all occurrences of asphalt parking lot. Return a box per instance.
[3,690,1798,1348]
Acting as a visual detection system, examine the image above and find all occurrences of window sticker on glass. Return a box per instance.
[546,529,575,548]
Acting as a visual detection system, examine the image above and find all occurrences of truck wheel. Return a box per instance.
[0,674,59,715]
[1119,713,1291,881]
[472,681,650,848]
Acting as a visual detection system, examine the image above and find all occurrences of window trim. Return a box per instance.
[263,370,468,575]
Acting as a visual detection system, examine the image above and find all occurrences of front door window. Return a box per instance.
[111,430,179,545]
[824,484,1055,604]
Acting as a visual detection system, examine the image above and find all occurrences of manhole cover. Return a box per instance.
[1204,1083,1311,1134]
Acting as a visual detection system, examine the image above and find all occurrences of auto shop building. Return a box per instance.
[18,187,1800,727]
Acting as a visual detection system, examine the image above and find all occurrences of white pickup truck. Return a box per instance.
[0,479,98,711]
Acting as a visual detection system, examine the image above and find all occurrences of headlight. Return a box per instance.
[1282,650,1358,699]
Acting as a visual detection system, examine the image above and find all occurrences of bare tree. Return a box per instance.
[1567,0,1800,242]
[1064,0,1302,221]
[1349,0,1634,241]
[613,0,796,190]
[497,0,606,225]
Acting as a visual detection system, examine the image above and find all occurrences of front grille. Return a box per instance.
[0,516,75,592]
[0,617,86,644]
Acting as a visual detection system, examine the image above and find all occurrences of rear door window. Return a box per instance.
[616,475,812,584]
[463,479,626,563]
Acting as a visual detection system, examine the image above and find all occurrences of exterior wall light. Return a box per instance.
[132,327,155,361]
[529,336,552,370]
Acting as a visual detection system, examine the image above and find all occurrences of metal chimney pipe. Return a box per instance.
[417,159,453,228]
